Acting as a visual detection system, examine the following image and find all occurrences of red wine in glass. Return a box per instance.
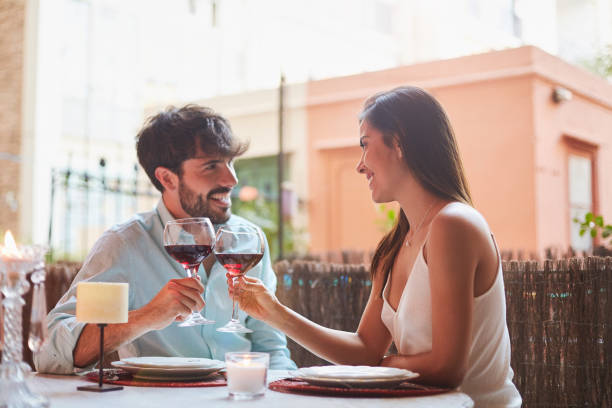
[215,253,263,277]
[163,217,215,326]
[164,244,212,268]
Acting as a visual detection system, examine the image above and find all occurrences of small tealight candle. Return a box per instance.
[76,282,128,324]
[225,352,269,400]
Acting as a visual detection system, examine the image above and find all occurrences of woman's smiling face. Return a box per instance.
[356,120,404,204]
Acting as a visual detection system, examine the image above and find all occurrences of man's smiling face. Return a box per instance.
[177,152,238,224]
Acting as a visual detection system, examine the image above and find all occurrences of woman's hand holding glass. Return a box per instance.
[214,224,265,333]
[226,275,282,324]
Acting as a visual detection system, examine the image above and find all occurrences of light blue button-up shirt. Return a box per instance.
[34,200,296,374]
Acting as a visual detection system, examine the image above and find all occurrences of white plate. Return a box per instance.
[292,365,419,388]
[296,365,417,380]
[120,356,224,369]
[111,361,224,381]
[130,372,219,382]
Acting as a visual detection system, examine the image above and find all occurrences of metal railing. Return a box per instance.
[47,159,159,260]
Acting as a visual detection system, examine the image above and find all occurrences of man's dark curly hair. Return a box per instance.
[136,104,248,192]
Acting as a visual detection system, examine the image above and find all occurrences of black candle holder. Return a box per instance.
[77,324,123,392]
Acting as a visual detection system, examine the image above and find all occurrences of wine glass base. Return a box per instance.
[216,321,253,333]
[178,313,215,327]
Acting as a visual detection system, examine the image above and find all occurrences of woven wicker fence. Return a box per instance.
[503,257,612,407]
[274,260,372,368]
[274,257,612,408]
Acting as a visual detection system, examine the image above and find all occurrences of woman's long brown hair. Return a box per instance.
[360,87,473,294]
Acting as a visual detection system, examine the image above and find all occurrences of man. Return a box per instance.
[35,105,296,373]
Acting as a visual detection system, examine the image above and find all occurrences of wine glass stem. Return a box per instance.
[231,277,239,321]
[184,266,203,320]
[186,266,199,279]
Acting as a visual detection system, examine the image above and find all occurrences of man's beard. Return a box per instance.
[178,178,231,224]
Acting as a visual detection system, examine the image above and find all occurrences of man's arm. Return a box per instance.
[74,308,154,367]
[73,278,205,367]
[35,229,206,373]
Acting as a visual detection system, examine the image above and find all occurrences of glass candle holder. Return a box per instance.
[0,235,49,408]
[225,352,269,400]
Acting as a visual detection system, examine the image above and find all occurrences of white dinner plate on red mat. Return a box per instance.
[111,360,224,381]
[120,356,224,369]
[291,365,419,388]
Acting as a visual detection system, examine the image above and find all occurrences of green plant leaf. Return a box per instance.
[590,229,597,238]
[585,212,594,222]
[595,216,604,227]
[579,228,586,237]
[572,217,580,224]
[603,230,611,238]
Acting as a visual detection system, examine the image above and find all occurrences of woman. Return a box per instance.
[229,86,521,407]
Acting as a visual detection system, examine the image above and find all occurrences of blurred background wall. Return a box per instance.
[1,0,611,259]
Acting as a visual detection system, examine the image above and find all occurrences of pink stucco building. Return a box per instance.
[306,46,612,256]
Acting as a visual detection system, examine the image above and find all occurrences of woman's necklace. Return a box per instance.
[405,201,437,247]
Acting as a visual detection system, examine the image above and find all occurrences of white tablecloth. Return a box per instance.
[28,370,473,408]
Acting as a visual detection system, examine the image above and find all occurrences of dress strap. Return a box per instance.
[490,232,501,261]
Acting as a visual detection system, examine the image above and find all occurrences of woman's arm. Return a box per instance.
[381,210,480,388]
[231,272,392,365]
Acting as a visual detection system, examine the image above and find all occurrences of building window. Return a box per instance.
[568,153,594,251]
[234,155,281,201]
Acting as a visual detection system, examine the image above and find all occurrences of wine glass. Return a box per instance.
[163,218,215,327]
[214,224,265,333]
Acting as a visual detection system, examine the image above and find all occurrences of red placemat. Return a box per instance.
[84,369,227,388]
[268,378,450,398]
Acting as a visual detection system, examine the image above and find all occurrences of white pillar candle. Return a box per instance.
[76,282,128,323]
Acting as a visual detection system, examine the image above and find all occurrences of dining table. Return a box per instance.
[28,370,474,407]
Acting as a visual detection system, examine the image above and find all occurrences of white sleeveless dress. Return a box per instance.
[381,236,522,407]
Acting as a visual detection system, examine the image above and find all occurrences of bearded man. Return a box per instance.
[35,105,296,373]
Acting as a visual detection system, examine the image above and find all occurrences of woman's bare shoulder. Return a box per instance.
[421,203,492,281]
[428,202,492,255]
[433,202,490,235]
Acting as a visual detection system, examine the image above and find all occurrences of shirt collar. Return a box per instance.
[156,198,175,227]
